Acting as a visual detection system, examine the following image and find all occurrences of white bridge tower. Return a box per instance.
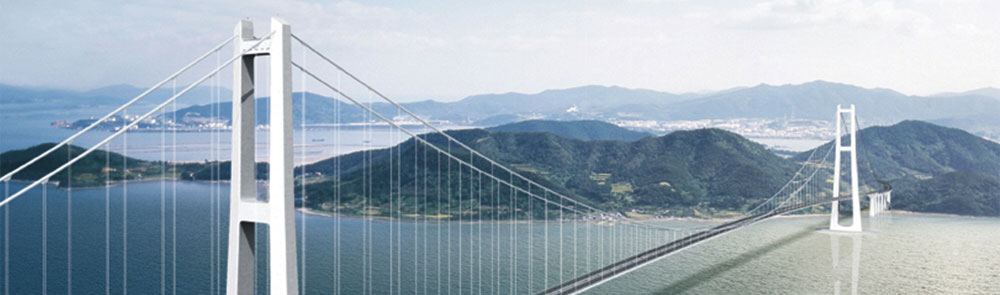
[226,18,299,295]
[830,104,863,232]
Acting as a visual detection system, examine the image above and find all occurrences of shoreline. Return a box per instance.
[7,178,990,221]
[296,207,992,224]
[297,207,538,224]
[4,177,231,190]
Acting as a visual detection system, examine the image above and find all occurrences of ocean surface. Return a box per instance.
[0,111,448,163]
[0,181,996,294]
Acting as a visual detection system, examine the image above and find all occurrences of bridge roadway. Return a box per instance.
[537,194,863,295]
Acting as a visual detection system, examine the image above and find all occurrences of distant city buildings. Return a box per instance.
[612,118,835,140]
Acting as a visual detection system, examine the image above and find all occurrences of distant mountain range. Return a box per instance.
[487,120,651,141]
[156,86,696,127]
[675,82,1000,120]
[932,87,1000,99]
[13,81,1000,139]
[0,83,225,114]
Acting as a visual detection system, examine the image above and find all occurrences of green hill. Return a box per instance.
[301,127,797,218]
[795,120,1000,180]
[0,143,234,187]
[796,120,1000,216]
[487,120,651,141]
[0,143,160,187]
[892,172,1000,216]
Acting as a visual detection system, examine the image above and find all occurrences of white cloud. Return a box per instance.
[950,23,983,36]
[724,0,932,35]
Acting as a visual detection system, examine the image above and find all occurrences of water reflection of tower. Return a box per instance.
[869,208,893,231]
[830,234,861,295]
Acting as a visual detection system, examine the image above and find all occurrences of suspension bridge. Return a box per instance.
[0,18,891,294]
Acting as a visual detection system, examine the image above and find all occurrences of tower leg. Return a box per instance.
[226,19,258,295]
[226,17,299,295]
[267,17,299,295]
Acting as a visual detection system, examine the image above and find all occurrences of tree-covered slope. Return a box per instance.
[795,120,1000,216]
[795,120,1000,180]
[0,143,159,187]
[301,128,798,218]
[892,172,1000,216]
[0,143,238,187]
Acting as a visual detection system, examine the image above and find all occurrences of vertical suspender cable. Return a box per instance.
[42,182,47,295]
[122,110,128,295]
[528,185,533,293]
[446,141,451,295]
[171,76,177,295]
[413,129,419,293]
[436,139,442,294]
[457,146,462,294]
[2,171,6,295]
[422,135,428,295]
[299,52,308,294]
[482,165,486,294]
[104,146,109,294]
[208,68,216,295]
[396,106,401,294]
[0,106,5,294]
[510,169,515,293]
[67,142,73,294]
[2,179,6,295]
[388,98,394,294]
[334,67,342,295]
[396,107,402,294]
[214,53,222,295]
[544,190,548,290]
[159,86,166,295]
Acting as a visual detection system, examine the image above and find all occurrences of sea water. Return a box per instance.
[0,181,996,294]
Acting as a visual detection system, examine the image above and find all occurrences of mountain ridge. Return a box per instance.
[31,81,1000,138]
[487,120,651,141]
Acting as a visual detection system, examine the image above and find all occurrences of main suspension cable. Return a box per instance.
[0,35,236,183]
[0,31,274,209]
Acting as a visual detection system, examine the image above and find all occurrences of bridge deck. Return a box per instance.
[537,195,860,295]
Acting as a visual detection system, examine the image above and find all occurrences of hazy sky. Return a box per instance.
[2,0,998,101]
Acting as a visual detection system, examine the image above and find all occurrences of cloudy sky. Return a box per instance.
[1,0,997,101]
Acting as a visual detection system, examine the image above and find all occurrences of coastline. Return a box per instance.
[4,177,231,190]
[11,177,986,222]
[295,206,991,224]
